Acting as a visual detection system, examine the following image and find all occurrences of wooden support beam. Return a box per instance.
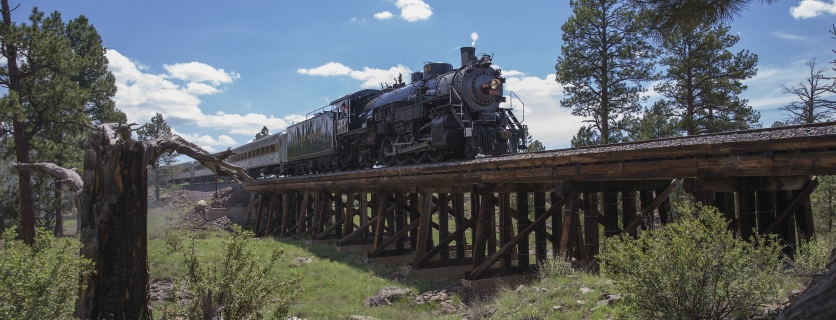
[796,188,816,240]
[360,193,368,239]
[472,192,491,268]
[776,190,798,256]
[765,176,818,235]
[343,192,355,237]
[498,193,512,269]
[315,217,345,240]
[558,194,575,258]
[368,218,421,258]
[413,216,476,267]
[409,193,419,251]
[583,192,599,262]
[757,190,777,234]
[556,179,673,194]
[296,193,309,238]
[516,191,530,268]
[254,194,265,233]
[413,191,434,262]
[622,191,637,238]
[394,193,406,251]
[469,189,479,252]
[737,191,757,241]
[533,192,547,263]
[603,192,619,236]
[468,198,565,279]
[623,180,678,236]
[550,192,562,259]
[571,194,586,261]
[374,192,388,249]
[454,193,466,259]
[245,193,255,227]
[334,193,344,238]
[279,193,290,236]
[264,195,277,237]
[438,193,450,260]
[337,217,378,246]
[639,191,654,231]
[685,176,811,192]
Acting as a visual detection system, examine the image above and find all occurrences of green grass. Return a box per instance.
[488,273,627,320]
[147,205,464,320]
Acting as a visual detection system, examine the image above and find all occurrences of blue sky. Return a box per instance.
[21,0,836,152]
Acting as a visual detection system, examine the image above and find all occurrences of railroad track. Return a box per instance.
[245,122,836,192]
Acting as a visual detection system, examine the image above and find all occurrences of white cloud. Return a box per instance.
[163,61,240,85]
[351,17,357,22]
[107,49,303,136]
[470,32,479,46]
[298,62,412,88]
[374,11,393,20]
[502,70,525,77]
[296,62,353,76]
[771,31,808,42]
[171,128,236,152]
[790,0,836,19]
[502,74,584,149]
[395,0,433,22]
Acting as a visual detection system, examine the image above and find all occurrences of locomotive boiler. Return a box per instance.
[283,46,527,175]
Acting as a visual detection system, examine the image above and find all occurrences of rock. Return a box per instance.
[364,286,413,307]
[577,300,586,305]
[292,256,312,266]
[596,293,622,307]
[579,286,593,294]
[349,316,378,320]
[194,200,209,214]
[553,305,562,311]
[440,301,457,314]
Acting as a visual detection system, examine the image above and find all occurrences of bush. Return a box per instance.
[537,256,574,279]
[600,205,784,320]
[162,225,300,320]
[792,237,831,274]
[0,228,93,320]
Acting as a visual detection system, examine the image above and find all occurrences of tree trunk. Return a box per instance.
[55,180,63,237]
[75,135,152,320]
[155,168,160,202]
[778,257,836,319]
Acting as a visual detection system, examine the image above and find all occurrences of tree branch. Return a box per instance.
[12,162,82,192]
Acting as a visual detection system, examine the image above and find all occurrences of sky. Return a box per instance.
[19,0,836,153]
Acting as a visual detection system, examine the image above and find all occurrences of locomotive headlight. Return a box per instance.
[490,79,501,90]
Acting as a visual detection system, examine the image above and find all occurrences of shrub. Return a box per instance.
[600,205,784,320]
[162,225,300,320]
[792,237,830,274]
[537,256,574,279]
[0,228,93,320]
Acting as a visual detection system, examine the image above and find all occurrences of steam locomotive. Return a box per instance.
[169,47,527,182]
[284,47,526,175]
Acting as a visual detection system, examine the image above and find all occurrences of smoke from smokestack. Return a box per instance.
[470,32,478,46]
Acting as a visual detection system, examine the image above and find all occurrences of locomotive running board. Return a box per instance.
[398,142,430,154]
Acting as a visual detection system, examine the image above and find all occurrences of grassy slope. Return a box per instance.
[147,205,463,320]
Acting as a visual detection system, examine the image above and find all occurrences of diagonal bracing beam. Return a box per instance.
[412,216,476,268]
[765,176,818,234]
[623,179,678,236]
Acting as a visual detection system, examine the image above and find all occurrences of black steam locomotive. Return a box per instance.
[281,47,527,175]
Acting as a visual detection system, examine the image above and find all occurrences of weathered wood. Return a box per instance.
[373,192,387,249]
[533,192,547,263]
[583,192,599,261]
[334,193,344,238]
[454,193,466,259]
[516,191,530,268]
[639,191,654,231]
[395,193,406,251]
[757,190,776,234]
[775,190,798,256]
[558,194,575,258]
[413,216,476,267]
[409,193,419,250]
[623,180,678,236]
[296,193,309,237]
[413,191,434,262]
[765,176,818,235]
[360,193,369,239]
[686,176,811,192]
[472,192,491,268]
[622,191,637,238]
[344,192,355,237]
[438,193,450,260]
[556,179,673,194]
[498,193,512,268]
[315,217,345,240]
[737,191,757,241]
[468,198,565,279]
[603,192,619,236]
[337,217,378,246]
[368,218,420,258]
[550,192,562,259]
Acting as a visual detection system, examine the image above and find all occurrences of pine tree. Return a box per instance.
[0,4,100,244]
[556,0,656,146]
[254,126,269,140]
[630,103,680,141]
[522,132,546,152]
[654,24,760,135]
[137,113,177,202]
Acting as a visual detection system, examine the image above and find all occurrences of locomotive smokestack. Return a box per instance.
[460,47,476,68]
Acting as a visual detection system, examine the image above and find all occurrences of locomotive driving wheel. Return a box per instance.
[395,136,410,166]
[379,137,396,167]
[427,150,443,163]
[410,151,426,164]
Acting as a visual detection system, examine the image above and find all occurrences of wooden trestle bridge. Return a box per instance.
[240,122,836,280]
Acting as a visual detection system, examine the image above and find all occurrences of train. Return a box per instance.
[170,47,527,183]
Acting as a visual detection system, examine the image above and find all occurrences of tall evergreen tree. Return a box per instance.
[254,126,269,140]
[0,4,97,244]
[137,113,176,202]
[630,103,680,141]
[556,0,656,146]
[779,59,836,124]
[654,24,759,135]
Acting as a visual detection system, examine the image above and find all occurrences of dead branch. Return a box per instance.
[143,134,252,183]
[12,162,82,192]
